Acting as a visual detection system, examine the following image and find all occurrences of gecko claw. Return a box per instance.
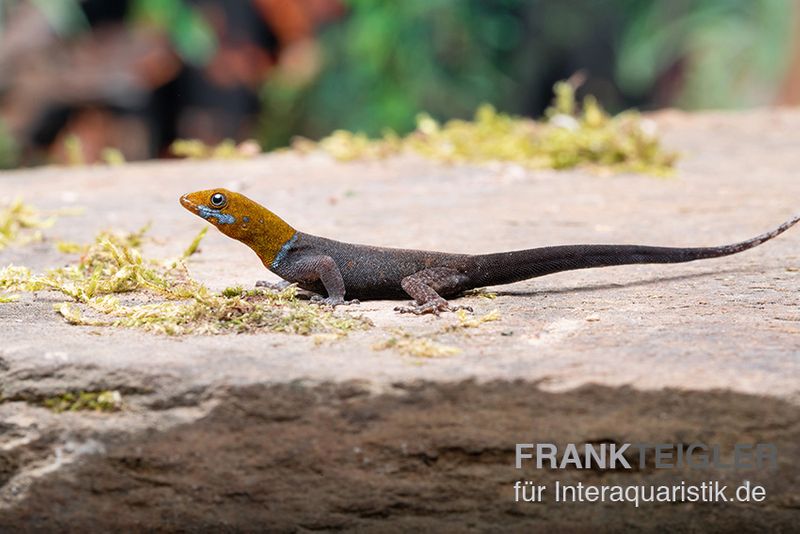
[394,299,472,315]
[310,295,360,307]
[255,280,291,290]
[256,280,316,299]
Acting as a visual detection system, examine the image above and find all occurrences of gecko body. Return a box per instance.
[180,189,799,314]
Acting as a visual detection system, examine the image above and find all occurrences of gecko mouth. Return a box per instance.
[180,194,197,212]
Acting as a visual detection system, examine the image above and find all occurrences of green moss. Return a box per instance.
[55,241,85,254]
[295,81,677,175]
[451,308,501,329]
[170,138,261,159]
[181,227,208,259]
[42,390,122,413]
[57,286,372,336]
[100,147,126,166]
[374,309,500,357]
[373,329,461,358]
[0,265,32,302]
[64,134,85,166]
[221,285,244,297]
[3,225,372,336]
[464,288,497,300]
[12,225,196,302]
[0,197,83,252]
[0,198,57,250]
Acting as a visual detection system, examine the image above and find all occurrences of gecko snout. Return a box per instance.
[180,194,197,211]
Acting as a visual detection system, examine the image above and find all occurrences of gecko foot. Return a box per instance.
[255,280,291,290]
[394,298,473,316]
[256,280,315,299]
[310,295,361,307]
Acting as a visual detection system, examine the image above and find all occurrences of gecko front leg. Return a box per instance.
[286,255,359,307]
[394,268,473,315]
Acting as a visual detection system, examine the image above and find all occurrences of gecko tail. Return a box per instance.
[468,214,800,287]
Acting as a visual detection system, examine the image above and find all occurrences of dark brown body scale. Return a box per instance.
[271,233,475,300]
[271,216,799,314]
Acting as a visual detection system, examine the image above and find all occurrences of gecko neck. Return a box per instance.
[238,206,297,268]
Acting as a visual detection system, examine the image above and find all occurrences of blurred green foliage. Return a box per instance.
[29,0,87,36]
[0,120,18,170]
[616,0,792,108]
[0,0,794,166]
[259,0,794,149]
[131,0,217,65]
[4,0,217,64]
[260,0,527,149]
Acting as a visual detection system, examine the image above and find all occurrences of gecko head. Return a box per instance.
[180,188,259,240]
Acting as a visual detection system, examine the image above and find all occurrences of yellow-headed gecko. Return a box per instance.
[180,188,799,314]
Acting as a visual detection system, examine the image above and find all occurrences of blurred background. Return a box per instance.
[0,0,798,169]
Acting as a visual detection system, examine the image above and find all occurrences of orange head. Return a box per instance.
[180,188,296,266]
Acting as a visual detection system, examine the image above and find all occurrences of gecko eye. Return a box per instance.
[210,193,227,208]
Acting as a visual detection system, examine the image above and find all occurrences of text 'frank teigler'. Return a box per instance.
[515,442,777,470]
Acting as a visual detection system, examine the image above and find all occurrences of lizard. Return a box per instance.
[180,188,799,315]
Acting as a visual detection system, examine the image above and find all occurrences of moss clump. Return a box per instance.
[221,285,244,297]
[450,308,501,330]
[464,288,497,300]
[64,135,86,166]
[1,225,199,301]
[42,390,122,413]
[3,225,372,337]
[170,138,261,159]
[295,81,677,175]
[57,286,372,336]
[0,198,57,250]
[100,147,126,166]
[373,329,461,358]
[374,309,500,357]
[0,265,33,302]
[55,241,85,254]
[3,224,200,302]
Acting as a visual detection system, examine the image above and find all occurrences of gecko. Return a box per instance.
[180,188,799,315]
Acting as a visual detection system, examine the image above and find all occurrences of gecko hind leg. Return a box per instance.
[394,268,473,316]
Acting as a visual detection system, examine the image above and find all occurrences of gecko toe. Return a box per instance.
[255,280,290,291]
[257,281,314,299]
[394,304,424,315]
[311,296,359,307]
[394,299,453,315]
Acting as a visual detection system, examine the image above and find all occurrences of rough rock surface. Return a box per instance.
[1,109,799,531]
